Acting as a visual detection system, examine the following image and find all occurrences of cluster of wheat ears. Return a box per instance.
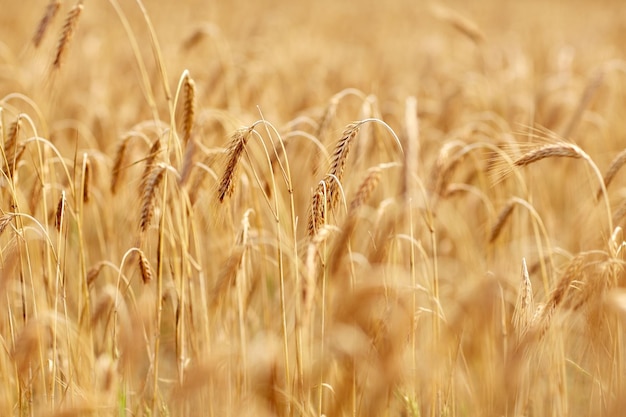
[1,0,626,416]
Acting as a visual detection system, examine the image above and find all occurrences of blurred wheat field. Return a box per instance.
[1,0,626,416]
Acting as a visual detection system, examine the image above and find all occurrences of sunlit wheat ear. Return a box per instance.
[349,166,381,213]
[513,258,534,339]
[33,0,61,48]
[53,1,84,69]
[138,250,153,284]
[326,122,361,208]
[489,200,515,242]
[533,253,586,337]
[139,165,166,233]
[182,73,196,145]
[217,126,254,202]
[307,179,328,237]
[428,140,464,195]
[55,191,66,232]
[513,142,582,167]
[597,148,626,200]
[110,136,129,194]
[140,138,162,194]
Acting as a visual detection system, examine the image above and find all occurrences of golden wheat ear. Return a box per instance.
[33,0,62,48]
[139,165,166,233]
[217,126,254,203]
[53,1,84,70]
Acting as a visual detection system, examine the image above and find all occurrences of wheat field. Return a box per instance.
[1,0,626,416]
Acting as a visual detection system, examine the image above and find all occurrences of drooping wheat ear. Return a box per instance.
[326,122,361,208]
[217,126,253,202]
[138,250,153,284]
[597,148,626,200]
[307,179,328,237]
[182,73,196,145]
[33,0,61,48]
[0,213,15,237]
[512,258,534,339]
[489,200,516,242]
[140,138,162,194]
[349,166,382,213]
[82,155,91,204]
[55,191,66,232]
[110,136,129,194]
[139,165,166,233]
[513,142,582,167]
[53,1,84,69]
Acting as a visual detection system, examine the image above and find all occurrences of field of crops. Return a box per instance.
[1,0,626,416]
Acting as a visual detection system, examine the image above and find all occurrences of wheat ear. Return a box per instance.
[349,166,382,213]
[3,117,24,180]
[513,143,582,167]
[182,73,196,145]
[512,258,534,339]
[489,200,516,243]
[140,165,166,233]
[217,126,253,202]
[324,122,361,210]
[53,1,84,69]
[110,136,129,194]
[597,148,626,200]
[140,139,162,194]
[55,191,66,232]
[82,155,91,204]
[138,250,153,284]
[33,0,61,48]
[308,180,328,237]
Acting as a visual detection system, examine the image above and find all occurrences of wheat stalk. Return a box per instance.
[53,1,84,69]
